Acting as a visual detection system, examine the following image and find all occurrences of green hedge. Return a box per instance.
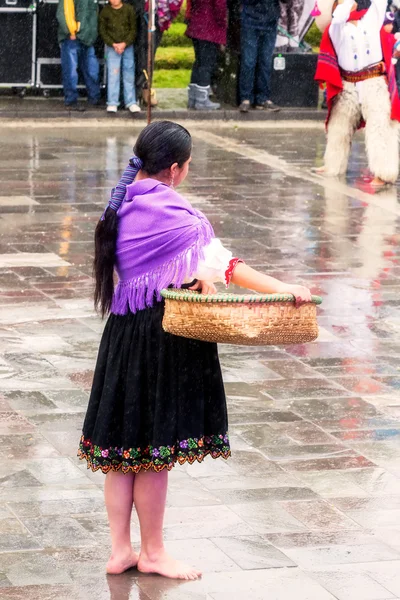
[174,0,187,23]
[304,21,322,48]
[161,22,192,47]
[155,46,194,70]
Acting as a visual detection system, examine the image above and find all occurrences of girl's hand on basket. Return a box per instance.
[189,280,217,295]
[230,264,313,305]
[280,284,312,307]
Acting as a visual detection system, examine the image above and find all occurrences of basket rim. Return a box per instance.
[160,289,322,305]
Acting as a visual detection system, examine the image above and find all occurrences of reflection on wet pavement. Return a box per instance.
[0,124,400,599]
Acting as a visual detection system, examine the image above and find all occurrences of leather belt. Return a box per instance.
[340,61,386,83]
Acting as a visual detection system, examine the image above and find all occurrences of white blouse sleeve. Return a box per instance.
[330,0,354,25]
[364,0,387,27]
[329,0,354,51]
[184,238,241,286]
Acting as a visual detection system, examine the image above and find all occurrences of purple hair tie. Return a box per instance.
[101,156,143,220]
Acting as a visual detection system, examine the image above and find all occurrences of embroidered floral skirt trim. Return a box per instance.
[78,301,230,474]
[78,433,231,474]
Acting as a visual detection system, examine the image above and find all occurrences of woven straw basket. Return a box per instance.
[161,290,322,346]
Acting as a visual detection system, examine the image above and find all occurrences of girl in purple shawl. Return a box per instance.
[78,121,311,580]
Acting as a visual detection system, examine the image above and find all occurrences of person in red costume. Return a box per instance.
[314,0,400,187]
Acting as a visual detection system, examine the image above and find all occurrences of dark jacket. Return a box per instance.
[99,3,137,46]
[186,0,227,46]
[57,0,98,46]
[242,0,280,28]
[393,9,400,34]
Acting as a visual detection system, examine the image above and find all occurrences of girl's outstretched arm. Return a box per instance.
[231,263,312,304]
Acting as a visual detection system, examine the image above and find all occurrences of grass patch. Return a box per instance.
[155,46,194,70]
[153,69,191,88]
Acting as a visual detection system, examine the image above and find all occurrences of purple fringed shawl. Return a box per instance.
[111,178,214,315]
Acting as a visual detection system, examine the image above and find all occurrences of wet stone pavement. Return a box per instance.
[0,123,400,599]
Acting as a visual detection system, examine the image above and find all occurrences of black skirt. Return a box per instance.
[78,301,230,474]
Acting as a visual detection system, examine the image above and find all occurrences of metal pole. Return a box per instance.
[147,0,156,124]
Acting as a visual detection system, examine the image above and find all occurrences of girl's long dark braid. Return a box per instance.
[94,207,118,318]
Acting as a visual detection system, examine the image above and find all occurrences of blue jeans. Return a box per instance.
[60,39,100,105]
[239,19,278,105]
[190,39,219,87]
[106,45,136,107]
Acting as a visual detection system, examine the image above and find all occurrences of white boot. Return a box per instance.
[194,85,220,111]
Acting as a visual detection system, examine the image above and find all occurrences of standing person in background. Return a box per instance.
[57,0,100,111]
[239,0,281,113]
[276,0,305,52]
[186,0,227,110]
[143,0,184,61]
[148,0,183,49]
[99,0,141,113]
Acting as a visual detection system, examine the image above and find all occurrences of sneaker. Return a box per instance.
[107,105,118,113]
[255,100,281,112]
[128,103,141,113]
[65,103,85,112]
[239,100,251,113]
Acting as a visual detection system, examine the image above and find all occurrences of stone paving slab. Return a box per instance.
[0,124,400,599]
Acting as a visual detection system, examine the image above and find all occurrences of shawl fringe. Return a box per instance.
[111,220,212,315]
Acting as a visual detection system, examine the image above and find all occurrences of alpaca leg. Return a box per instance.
[361,77,399,184]
[323,83,361,176]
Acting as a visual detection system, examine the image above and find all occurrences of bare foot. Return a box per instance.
[315,166,325,173]
[107,549,139,575]
[138,550,202,581]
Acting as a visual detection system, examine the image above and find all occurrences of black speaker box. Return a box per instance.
[0,12,35,85]
[215,50,319,108]
[270,52,319,107]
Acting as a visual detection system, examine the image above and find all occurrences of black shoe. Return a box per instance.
[239,100,251,113]
[87,100,103,108]
[255,100,281,112]
[65,103,86,112]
